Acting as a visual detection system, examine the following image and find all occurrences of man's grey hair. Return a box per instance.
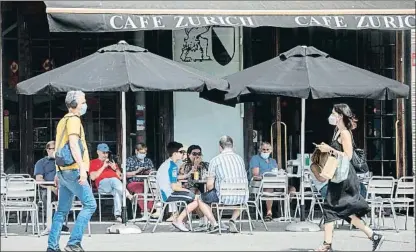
[65,91,85,108]
[219,135,233,149]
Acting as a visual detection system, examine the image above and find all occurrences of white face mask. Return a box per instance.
[80,103,88,116]
[260,152,270,159]
[136,153,146,160]
[328,114,338,126]
[176,159,183,167]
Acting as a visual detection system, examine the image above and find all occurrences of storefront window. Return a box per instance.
[2,5,20,173]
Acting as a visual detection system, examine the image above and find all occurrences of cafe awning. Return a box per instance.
[45,1,415,32]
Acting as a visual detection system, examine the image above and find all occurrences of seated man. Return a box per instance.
[249,142,278,221]
[89,143,132,222]
[34,141,69,232]
[126,143,155,216]
[157,141,219,232]
[199,136,249,233]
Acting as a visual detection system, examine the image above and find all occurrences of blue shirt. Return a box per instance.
[249,154,277,178]
[156,159,178,201]
[34,157,56,181]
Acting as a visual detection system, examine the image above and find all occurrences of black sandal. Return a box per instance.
[265,214,273,222]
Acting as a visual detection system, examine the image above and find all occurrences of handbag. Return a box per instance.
[55,116,84,168]
[331,155,350,183]
[350,132,369,174]
[318,151,339,180]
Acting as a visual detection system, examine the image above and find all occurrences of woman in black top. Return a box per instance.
[314,104,384,252]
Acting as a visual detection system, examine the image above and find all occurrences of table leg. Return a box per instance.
[143,179,148,220]
[41,187,52,236]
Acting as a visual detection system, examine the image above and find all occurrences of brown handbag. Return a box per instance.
[311,148,338,180]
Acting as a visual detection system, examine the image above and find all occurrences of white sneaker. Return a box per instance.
[172,221,189,232]
[115,216,122,222]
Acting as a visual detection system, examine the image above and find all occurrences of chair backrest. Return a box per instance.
[261,172,288,193]
[395,176,415,199]
[148,175,161,202]
[218,177,249,202]
[366,176,395,200]
[5,178,37,203]
[7,174,31,180]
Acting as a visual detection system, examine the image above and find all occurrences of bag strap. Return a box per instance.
[56,115,81,172]
[349,130,357,148]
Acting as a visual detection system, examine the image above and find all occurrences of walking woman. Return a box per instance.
[315,104,384,251]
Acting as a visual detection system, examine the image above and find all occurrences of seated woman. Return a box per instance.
[179,145,209,195]
[125,143,156,217]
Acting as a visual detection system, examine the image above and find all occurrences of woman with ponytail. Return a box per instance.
[314,104,384,251]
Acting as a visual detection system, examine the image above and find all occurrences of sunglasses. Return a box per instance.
[179,150,186,154]
[47,148,55,150]
[191,152,202,156]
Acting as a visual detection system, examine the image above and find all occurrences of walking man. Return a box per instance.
[47,91,97,252]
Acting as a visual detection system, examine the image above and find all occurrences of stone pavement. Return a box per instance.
[1,217,415,251]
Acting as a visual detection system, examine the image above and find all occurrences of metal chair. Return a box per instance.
[392,176,415,230]
[3,178,40,238]
[366,176,398,232]
[247,178,268,231]
[144,175,193,233]
[89,178,113,222]
[259,172,291,222]
[212,177,252,235]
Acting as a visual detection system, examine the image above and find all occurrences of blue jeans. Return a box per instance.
[98,177,123,216]
[48,170,97,249]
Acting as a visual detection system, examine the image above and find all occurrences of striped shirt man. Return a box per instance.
[208,149,248,205]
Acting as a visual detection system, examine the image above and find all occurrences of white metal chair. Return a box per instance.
[247,178,268,231]
[366,176,398,232]
[3,178,40,238]
[89,178,113,222]
[212,177,252,235]
[144,175,193,233]
[259,172,291,222]
[307,174,325,223]
[392,176,415,230]
[131,172,158,220]
[291,171,315,220]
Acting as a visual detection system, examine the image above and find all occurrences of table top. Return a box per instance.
[36,181,55,185]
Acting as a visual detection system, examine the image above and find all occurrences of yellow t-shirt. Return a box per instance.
[55,113,89,171]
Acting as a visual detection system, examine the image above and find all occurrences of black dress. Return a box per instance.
[323,137,370,223]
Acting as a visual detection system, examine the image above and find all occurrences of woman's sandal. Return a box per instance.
[264,214,273,222]
[315,242,333,252]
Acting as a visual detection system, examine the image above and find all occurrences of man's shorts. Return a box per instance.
[200,189,219,204]
[166,191,196,204]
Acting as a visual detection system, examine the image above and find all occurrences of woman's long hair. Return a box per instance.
[333,103,358,130]
[186,145,202,163]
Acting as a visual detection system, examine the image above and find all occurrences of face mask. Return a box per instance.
[136,153,146,160]
[260,152,270,159]
[328,114,338,126]
[80,104,88,116]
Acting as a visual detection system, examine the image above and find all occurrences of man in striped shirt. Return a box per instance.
[200,136,248,233]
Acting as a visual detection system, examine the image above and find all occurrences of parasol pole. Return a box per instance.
[285,98,320,232]
[107,91,142,234]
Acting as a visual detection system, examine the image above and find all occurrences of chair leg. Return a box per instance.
[239,205,243,233]
[216,205,222,235]
[405,205,409,230]
[245,205,253,235]
[25,211,29,233]
[143,201,157,230]
[4,210,8,238]
[98,196,102,223]
[389,203,399,233]
[256,204,268,231]
[88,221,91,237]
[184,202,193,232]
[152,203,167,233]
[36,209,40,238]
